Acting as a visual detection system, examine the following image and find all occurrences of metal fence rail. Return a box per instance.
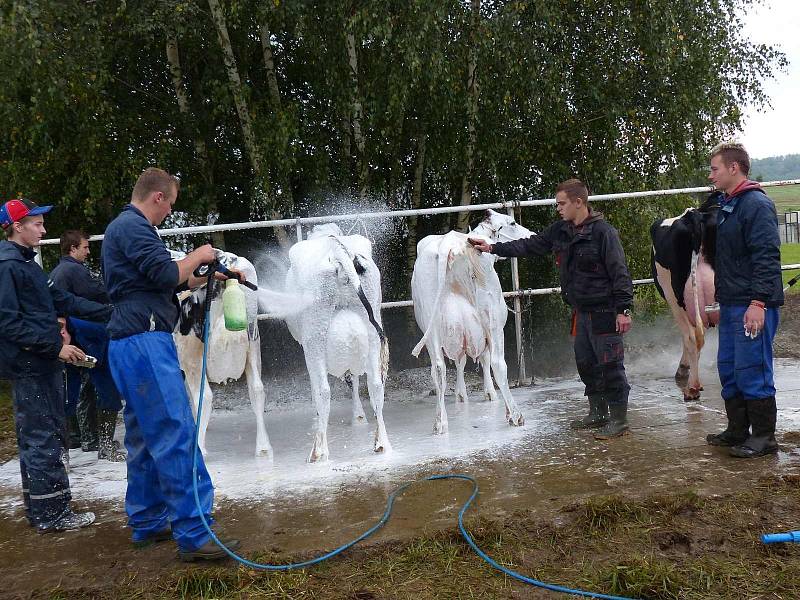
[35,180,800,381]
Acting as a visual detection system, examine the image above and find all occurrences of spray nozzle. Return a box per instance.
[193,249,258,291]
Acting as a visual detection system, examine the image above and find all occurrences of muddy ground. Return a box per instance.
[1,296,799,600]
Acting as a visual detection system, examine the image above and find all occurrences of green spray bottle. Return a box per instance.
[223,278,248,331]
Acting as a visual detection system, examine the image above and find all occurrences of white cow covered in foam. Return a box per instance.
[270,223,390,462]
[411,210,532,434]
[173,252,272,458]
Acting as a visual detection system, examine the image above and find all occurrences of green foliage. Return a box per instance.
[752,154,800,182]
[0,0,787,276]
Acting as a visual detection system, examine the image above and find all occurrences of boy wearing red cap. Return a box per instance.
[0,199,112,532]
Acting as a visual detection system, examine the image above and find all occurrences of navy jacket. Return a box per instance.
[0,241,112,379]
[49,256,110,304]
[716,181,784,307]
[492,211,634,313]
[101,204,181,339]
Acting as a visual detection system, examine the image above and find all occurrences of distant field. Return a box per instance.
[782,243,800,294]
[767,184,800,213]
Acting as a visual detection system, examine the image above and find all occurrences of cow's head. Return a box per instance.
[473,209,534,243]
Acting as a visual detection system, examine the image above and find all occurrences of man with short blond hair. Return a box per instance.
[102,167,239,560]
[470,179,634,439]
[706,142,783,458]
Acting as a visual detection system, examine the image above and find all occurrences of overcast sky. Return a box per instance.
[739,0,800,158]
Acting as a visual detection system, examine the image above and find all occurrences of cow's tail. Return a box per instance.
[690,251,705,350]
[412,238,483,357]
[330,238,390,380]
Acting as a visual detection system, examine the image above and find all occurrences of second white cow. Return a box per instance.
[272,224,390,463]
[411,210,533,434]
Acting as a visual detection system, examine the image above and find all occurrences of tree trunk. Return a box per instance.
[165,36,226,250]
[207,0,289,246]
[405,133,427,278]
[346,28,368,200]
[406,133,427,337]
[457,0,480,232]
[259,20,296,242]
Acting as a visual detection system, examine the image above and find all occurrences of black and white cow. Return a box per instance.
[650,193,720,401]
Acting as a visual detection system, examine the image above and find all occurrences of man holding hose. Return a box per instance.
[102,167,239,560]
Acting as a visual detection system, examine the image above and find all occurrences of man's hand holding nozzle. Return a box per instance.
[468,238,492,253]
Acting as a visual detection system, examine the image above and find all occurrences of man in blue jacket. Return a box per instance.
[0,198,112,533]
[50,230,125,462]
[102,167,239,561]
[705,143,784,458]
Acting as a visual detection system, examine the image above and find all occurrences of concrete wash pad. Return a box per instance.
[1,343,800,557]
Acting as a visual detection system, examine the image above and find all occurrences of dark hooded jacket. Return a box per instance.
[715,180,784,307]
[0,240,111,379]
[491,211,634,313]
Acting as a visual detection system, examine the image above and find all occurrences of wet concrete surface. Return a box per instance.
[2,343,800,596]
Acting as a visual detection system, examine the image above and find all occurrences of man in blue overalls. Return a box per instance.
[102,167,239,560]
[706,143,784,458]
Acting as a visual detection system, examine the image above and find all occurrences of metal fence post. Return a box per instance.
[295,217,303,242]
[506,205,527,385]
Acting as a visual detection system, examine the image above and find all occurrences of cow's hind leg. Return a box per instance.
[490,336,524,426]
[429,344,448,435]
[186,374,213,456]
[455,355,469,402]
[479,352,497,402]
[366,341,391,453]
[304,344,331,462]
[245,336,272,458]
[346,374,367,425]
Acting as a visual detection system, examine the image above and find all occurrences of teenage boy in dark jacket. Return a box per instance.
[0,199,112,533]
[470,179,634,439]
[705,143,784,458]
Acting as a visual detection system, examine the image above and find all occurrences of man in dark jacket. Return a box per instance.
[50,230,125,462]
[0,198,112,533]
[705,143,784,458]
[469,179,634,439]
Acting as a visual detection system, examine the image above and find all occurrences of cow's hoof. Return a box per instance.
[485,392,497,402]
[683,391,701,402]
[374,439,392,454]
[307,451,329,463]
[456,393,468,403]
[507,412,525,427]
[433,421,448,435]
[255,445,273,459]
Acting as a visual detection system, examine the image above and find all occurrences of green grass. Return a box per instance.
[782,243,800,293]
[768,184,800,213]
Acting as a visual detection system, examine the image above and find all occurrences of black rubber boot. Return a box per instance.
[97,410,126,462]
[37,509,96,534]
[78,382,99,452]
[570,395,609,429]
[67,415,82,450]
[594,403,629,439]
[179,538,241,562]
[707,395,750,446]
[730,397,779,458]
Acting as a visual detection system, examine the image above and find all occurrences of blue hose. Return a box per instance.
[191,281,639,600]
[762,531,800,544]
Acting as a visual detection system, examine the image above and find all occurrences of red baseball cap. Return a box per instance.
[0,198,53,229]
